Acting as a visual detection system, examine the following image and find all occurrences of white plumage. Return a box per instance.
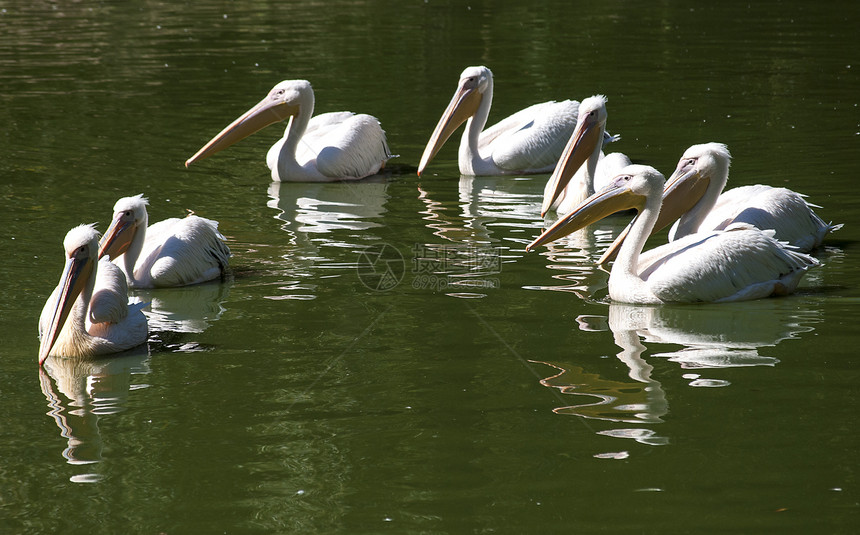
[541,95,630,216]
[418,66,617,177]
[664,143,839,250]
[528,165,818,304]
[99,194,230,288]
[598,143,840,264]
[186,80,392,182]
[39,224,148,365]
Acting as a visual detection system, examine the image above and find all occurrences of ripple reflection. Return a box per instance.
[39,348,151,477]
[534,300,820,449]
[416,175,545,297]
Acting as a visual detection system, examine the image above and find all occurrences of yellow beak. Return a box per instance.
[185,93,300,167]
[528,176,646,251]
[417,83,483,176]
[540,112,602,216]
[39,255,93,365]
[98,214,136,260]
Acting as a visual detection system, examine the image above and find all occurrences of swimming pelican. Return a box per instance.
[98,194,230,288]
[527,165,818,304]
[39,224,148,365]
[597,143,840,264]
[541,95,631,217]
[186,79,392,182]
[417,66,618,177]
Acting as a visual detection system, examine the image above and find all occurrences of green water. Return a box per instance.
[1,1,858,533]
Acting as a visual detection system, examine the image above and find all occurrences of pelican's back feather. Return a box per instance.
[306,113,390,180]
[137,216,230,288]
[485,100,579,173]
[700,185,836,252]
[639,227,818,303]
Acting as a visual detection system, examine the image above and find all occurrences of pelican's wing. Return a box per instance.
[703,185,836,252]
[88,300,148,351]
[640,227,818,303]
[89,259,130,324]
[139,216,230,288]
[483,100,579,173]
[299,112,390,180]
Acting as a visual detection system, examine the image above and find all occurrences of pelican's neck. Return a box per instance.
[459,78,493,175]
[671,159,729,240]
[275,90,315,180]
[122,211,148,287]
[609,192,662,303]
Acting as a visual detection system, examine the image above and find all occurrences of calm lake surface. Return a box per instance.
[1,1,858,533]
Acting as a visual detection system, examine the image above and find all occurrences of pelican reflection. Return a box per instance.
[267,179,388,238]
[532,315,669,447]
[133,279,230,335]
[533,301,818,446]
[39,348,151,474]
[417,175,543,244]
[597,302,818,372]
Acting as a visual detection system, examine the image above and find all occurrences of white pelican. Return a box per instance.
[541,95,631,217]
[417,66,618,177]
[185,79,392,182]
[98,194,230,289]
[527,165,818,304]
[597,143,841,264]
[39,224,148,365]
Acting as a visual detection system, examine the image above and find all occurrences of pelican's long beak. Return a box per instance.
[527,175,645,251]
[540,112,602,217]
[38,255,94,366]
[98,214,136,260]
[417,83,483,176]
[185,94,300,167]
[596,163,709,265]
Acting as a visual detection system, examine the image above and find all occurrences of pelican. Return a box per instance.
[39,224,148,365]
[98,194,230,288]
[541,95,631,217]
[186,79,392,182]
[598,143,840,264]
[417,66,618,177]
[527,165,818,304]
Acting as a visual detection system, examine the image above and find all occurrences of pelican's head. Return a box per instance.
[541,95,608,216]
[417,66,493,176]
[596,143,731,265]
[528,164,661,251]
[664,142,731,203]
[649,142,731,238]
[98,194,149,261]
[39,224,100,365]
[185,79,311,167]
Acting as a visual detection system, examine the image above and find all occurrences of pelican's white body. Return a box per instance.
[667,143,838,252]
[267,107,391,182]
[106,195,230,289]
[39,225,148,360]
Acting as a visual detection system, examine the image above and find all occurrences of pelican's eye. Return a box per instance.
[611,174,633,188]
[72,244,89,260]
